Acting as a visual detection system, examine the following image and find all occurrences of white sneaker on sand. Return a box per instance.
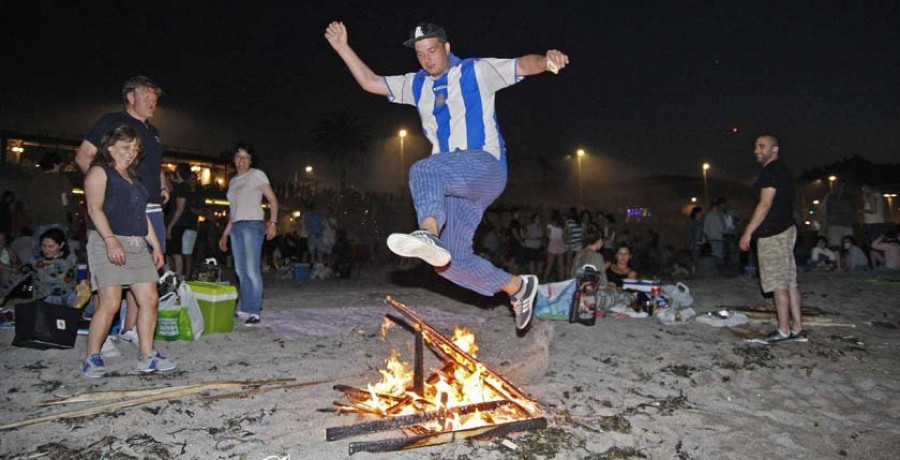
[119,326,140,347]
[101,335,122,358]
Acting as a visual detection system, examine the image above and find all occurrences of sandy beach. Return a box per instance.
[2,265,899,460]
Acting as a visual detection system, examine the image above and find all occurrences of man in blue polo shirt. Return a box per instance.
[325,21,569,331]
[75,76,171,351]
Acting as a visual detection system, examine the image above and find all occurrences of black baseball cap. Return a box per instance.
[403,22,448,48]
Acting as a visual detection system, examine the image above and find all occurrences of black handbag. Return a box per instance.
[12,300,81,349]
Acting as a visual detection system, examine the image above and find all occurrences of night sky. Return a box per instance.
[3,1,898,186]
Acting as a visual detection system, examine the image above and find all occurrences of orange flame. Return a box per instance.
[343,327,534,432]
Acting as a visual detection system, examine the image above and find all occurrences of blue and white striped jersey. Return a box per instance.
[384,54,523,162]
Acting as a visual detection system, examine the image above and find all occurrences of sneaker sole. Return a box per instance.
[387,233,451,267]
[138,364,178,373]
[82,369,106,378]
[516,275,539,330]
[747,337,793,345]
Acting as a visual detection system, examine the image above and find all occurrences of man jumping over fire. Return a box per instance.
[325,21,569,331]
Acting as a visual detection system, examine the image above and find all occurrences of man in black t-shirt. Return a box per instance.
[75,76,171,353]
[740,134,806,345]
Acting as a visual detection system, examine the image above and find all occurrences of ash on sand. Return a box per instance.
[2,270,900,459]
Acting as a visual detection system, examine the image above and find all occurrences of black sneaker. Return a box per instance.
[511,275,539,330]
[386,230,451,267]
[749,329,792,345]
[788,329,809,343]
[244,315,260,326]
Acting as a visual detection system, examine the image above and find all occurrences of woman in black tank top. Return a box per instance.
[605,244,638,288]
[82,125,175,378]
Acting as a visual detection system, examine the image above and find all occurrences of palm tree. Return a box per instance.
[311,111,372,191]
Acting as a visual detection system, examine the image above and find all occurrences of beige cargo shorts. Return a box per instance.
[757,225,798,293]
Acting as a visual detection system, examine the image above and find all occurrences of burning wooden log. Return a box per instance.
[326,297,548,454]
[414,330,425,396]
[348,416,548,454]
[385,362,454,415]
[332,385,406,404]
[385,295,541,416]
[326,400,512,441]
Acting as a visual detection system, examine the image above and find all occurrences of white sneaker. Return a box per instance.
[119,326,140,347]
[101,335,122,358]
[235,311,251,322]
[386,230,451,267]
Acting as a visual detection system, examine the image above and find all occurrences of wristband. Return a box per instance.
[103,235,116,240]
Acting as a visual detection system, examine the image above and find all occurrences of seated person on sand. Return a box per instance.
[605,243,638,289]
[570,235,608,285]
[0,228,78,306]
[839,235,869,271]
[809,236,837,271]
[870,229,900,270]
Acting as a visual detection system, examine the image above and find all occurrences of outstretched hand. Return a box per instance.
[325,21,349,51]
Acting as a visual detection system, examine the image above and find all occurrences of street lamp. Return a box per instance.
[827,175,837,192]
[576,149,585,205]
[702,163,711,206]
[399,129,408,192]
[305,165,313,174]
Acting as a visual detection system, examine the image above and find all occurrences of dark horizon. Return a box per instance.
[3,1,898,186]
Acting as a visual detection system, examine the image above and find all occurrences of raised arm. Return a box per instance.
[517,50,570,76]
[324,21,390,96]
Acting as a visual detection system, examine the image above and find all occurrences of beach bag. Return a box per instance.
[1,273,35,306]
[569,268,603,325]
[154,283,204,341]
[534,280,577,321]
[12,300,80,349]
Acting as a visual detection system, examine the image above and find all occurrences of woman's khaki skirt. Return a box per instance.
[87,231,158,290]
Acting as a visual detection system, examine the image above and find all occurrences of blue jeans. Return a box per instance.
[230,221,265,315]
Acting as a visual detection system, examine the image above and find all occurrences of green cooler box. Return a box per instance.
[186,281,238,334]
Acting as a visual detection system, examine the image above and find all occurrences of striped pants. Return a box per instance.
[409,149,512,296]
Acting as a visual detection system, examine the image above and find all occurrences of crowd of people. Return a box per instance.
[797,180,899,272]
[2,72,898,378]
[467,190,898,292]
[470,207,672,295]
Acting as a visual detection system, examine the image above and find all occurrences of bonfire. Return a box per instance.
[325,296,546,454]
